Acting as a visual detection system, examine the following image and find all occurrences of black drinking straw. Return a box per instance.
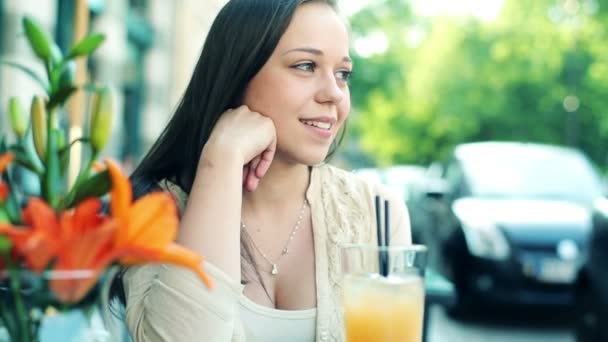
[375,196,389,276]
[375,195,383,246]
[384,200,390,247]
[383,200,390,276]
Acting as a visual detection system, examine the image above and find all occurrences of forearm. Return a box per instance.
[177,149,243,282]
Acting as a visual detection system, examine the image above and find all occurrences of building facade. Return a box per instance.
[0,0,227,170]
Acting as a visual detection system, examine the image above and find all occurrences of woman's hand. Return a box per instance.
[202,105,276,192]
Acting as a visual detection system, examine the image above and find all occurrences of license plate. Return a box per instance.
[536,259,577,284]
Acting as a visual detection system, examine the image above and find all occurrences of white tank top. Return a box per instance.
[240,297,317,341]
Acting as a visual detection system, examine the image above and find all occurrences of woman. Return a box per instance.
[119,0,412,341]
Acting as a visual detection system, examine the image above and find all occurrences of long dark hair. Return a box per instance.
[111,0,341,307]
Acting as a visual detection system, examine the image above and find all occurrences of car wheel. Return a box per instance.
[575,273,601,342]
[445,286,475,319]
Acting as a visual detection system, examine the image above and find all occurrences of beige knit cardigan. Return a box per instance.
[122,163,412,341]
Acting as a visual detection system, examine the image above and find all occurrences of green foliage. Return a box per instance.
[348,0,608,168]
[1,15,112,211]
[22,17,61,66]
[68,33,106,59]
[63,170,111,209]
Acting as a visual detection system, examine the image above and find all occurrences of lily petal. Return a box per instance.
[119,193,178,248]
[50,221,117,303]
[92,161,105,172]
[105,159,132,220]
[0,183,8,202]
[119,244,212,289]
[0,224,55,272]
[0,153,14,173]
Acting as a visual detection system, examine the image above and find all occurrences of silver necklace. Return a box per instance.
[241,199,308,276]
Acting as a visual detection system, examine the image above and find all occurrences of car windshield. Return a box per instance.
[459,146,603,204]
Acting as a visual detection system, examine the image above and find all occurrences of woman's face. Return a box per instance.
[243,1,352,166]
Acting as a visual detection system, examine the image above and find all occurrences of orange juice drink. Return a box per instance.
[343,274,425,342]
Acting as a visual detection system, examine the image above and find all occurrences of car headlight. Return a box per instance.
[461,220,510,261]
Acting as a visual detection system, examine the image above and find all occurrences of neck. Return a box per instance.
[242,158,310,212]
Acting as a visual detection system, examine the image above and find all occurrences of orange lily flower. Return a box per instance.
[0,198,62,272]
[92,161,105,172]
[0,153,14,202]
[49,198,118,303]
[0,197,119,303]
[0,184,7,203]
[105,159,212,288]
[0,153,13,172]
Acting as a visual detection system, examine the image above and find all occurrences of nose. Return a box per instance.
[315,72,345,104]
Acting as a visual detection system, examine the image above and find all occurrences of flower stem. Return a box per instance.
[61,151,97,209]
[5,256,33,341]
[0,287,18,339]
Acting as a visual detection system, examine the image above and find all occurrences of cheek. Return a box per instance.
[244,72,305,119]
[337,90,351,123]
[243,79,274,114]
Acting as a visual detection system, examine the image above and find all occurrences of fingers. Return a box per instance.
[255,138,276,179]
[246,156,262,192]
[244,141,276,192]
[242,162,259,192]
[214,105,276,193]
[246,170,259,192]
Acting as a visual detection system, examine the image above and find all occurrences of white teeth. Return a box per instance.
[301,120,332,130]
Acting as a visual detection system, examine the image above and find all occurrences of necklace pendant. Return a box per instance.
[271,264,279,275]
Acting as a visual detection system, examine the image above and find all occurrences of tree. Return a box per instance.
[347,0,608,168]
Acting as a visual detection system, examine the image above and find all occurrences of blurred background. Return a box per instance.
[1,0,607,341]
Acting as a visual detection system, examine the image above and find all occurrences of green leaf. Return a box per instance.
[64,170,111,208]
[68,33,106,59]
[0,137,7,154]
[3,191,22,224]
[48,86,78,110]
[22,16,56,63]
[9,144,43,175]
[0,59,49,90]
[50,44,63,68]
[58,60,76,89]
[0,208,9,224]
[0,235,11,253]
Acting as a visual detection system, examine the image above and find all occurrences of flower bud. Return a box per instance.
[22,16,56,63]
[8,97,28,138]
[31,96,47,161]
[89,86,113,153]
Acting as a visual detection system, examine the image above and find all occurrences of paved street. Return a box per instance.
[427,305,575,342]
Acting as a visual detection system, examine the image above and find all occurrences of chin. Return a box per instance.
[278,144,333,166]
[299,149,331,166]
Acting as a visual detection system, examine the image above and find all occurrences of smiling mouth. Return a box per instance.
[300,119,332,131]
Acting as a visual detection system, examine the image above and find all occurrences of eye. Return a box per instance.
[336,69,353,83]
[293,62,316,72]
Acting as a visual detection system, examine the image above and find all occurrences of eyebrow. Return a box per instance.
[283,47,352,63]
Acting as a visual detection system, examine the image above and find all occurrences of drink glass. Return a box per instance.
[341,244,427,342]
